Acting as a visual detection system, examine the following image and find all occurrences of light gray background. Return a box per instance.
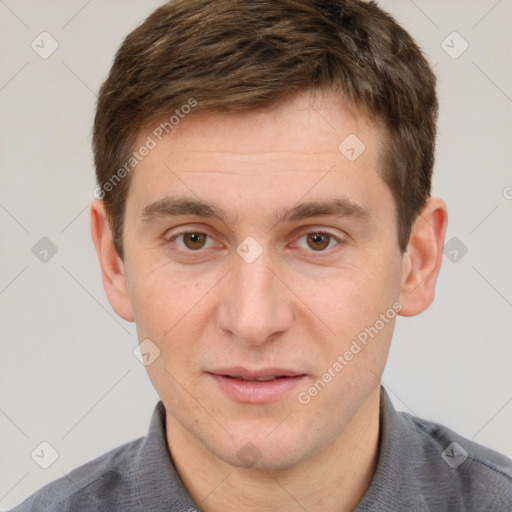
[1,0,511,509]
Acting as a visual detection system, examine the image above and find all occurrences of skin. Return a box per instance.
[90,89,448,511]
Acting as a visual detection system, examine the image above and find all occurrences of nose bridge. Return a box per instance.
[235,250,274,307]
[217,242,292,346]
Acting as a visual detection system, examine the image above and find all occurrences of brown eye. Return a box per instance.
[182,232,208,250]
[306,232,331,251]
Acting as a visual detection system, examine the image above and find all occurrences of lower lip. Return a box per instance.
[209,374,307,403]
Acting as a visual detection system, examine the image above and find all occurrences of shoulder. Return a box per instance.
[9,437,144,512]
[400,410,512,510]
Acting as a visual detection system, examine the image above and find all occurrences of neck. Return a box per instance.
[166,386,381,512]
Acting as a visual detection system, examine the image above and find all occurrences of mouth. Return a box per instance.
[224,375,284,382]
[207,367,308,403]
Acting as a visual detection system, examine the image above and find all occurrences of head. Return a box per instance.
[91,0,447,472]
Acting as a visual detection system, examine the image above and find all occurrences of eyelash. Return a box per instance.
[165,229,345,257]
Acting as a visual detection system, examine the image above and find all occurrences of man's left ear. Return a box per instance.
[398,196,448,317]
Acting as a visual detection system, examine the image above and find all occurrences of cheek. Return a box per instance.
[127,263,220,381]
[301,268,398,414]
[301,260,401,399]
[128,259,203,333]
[294,258,398,338]
[130,266,210,405]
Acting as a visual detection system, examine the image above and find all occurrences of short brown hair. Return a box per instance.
[93,0,438,260]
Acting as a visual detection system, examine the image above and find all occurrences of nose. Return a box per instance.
[215,246,294,347]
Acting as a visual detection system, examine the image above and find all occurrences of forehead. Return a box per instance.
[144,91,379,156]
[125,91,389,224]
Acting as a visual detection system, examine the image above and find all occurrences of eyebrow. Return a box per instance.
[139,196,371,226]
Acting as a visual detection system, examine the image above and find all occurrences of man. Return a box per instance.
[12,0,512,510]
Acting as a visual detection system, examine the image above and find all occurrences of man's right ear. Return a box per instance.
[90,198,134,322]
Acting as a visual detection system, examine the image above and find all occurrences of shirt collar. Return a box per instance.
[354,386,431,511]
[134,401,200,510]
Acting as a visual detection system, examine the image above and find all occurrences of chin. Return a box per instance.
[209,429,318,473]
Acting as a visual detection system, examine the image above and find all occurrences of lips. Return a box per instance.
[210,367,305,380]
[207,367,307,403]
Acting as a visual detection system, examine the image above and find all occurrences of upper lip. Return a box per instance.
[209,367,306,380]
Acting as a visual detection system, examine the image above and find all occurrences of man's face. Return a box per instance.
[121,91,407,470]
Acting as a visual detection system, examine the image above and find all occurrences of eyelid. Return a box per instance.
[293,225,344,238]
[292,223,347,240]
[164,223,214,239]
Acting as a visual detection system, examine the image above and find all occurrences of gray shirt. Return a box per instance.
[10,387,512,511]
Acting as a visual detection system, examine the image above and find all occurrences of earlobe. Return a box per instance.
[90,198,135,322]
[398,197,448,317]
